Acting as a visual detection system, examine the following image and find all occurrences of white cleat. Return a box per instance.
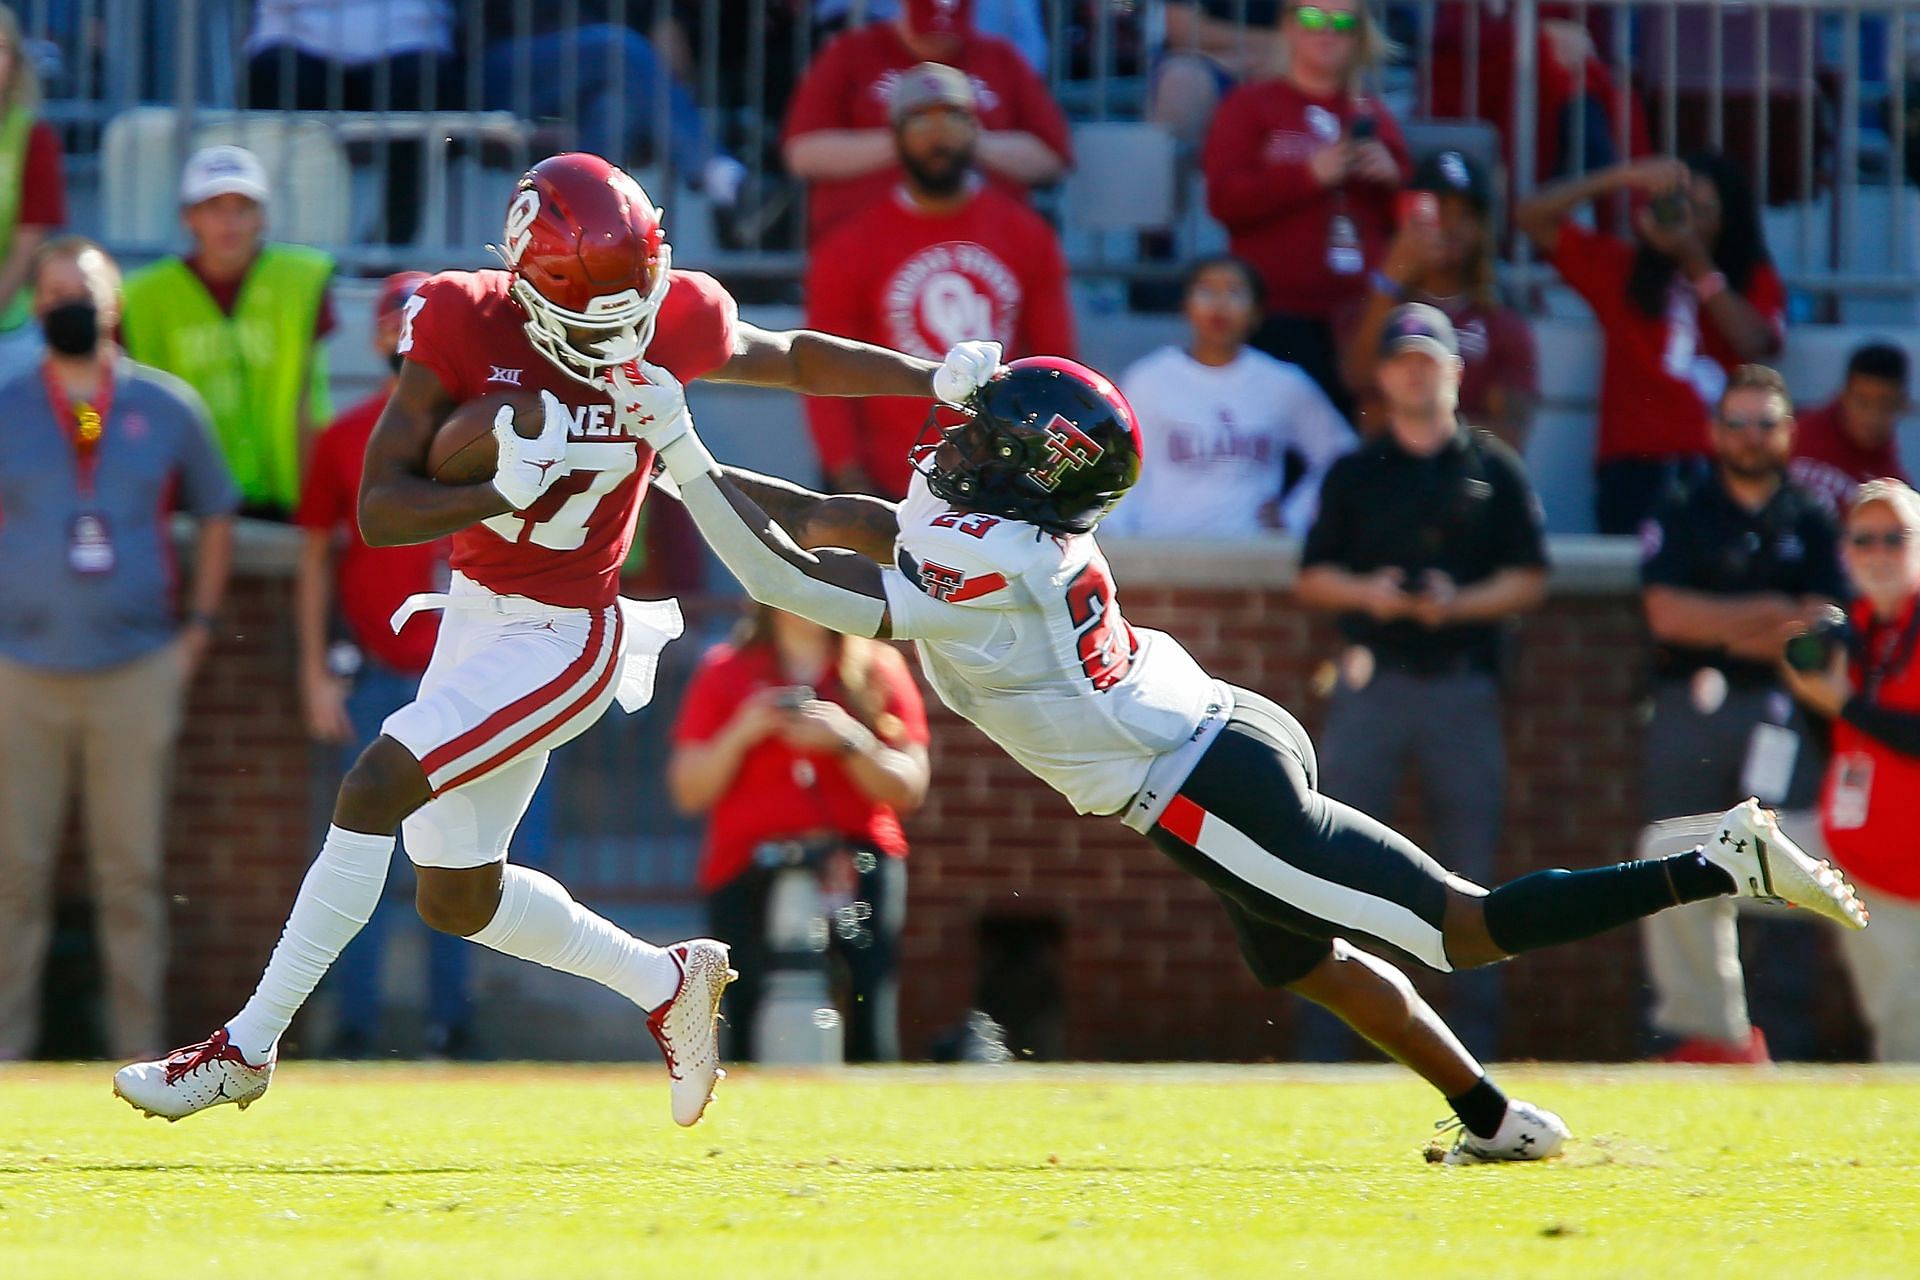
[646,939,737,1127]
[112,1027,274,1121]
[1430,1099,1571,1165]
[1708,798,1869,930]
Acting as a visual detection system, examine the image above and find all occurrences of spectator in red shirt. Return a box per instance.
[1202,0,1409,416]
[804,61,1076,498]
[293,271,471,1059]
[782,0,1073,245]
[1340,148,1538,451]
[1518,153,1786,535]
[1789,343,1912,522]
[0,9,67,378]
[669,607,931,1062]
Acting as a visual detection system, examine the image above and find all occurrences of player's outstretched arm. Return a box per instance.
[358,361,514,546]
[704,324,1002,408]
[714,464,900,563]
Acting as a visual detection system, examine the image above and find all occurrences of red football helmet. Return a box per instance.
[495,152,672,385]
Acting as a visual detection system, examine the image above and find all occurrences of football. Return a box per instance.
[425,390,549,485]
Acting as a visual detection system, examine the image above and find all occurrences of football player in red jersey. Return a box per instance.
[114,153,1004,1128]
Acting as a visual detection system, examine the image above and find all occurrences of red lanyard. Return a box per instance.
[42,363,115,501]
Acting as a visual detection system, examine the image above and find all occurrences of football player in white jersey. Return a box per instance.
[612,346,1868,1164]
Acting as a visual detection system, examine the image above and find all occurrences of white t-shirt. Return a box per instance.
[1104,346,1353,539]
[247,0,453,63]
[879,469,1224,819]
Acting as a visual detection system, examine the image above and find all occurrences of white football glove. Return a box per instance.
[490,388,571,510]
[932,340,1004,406]
[608,360,692,450]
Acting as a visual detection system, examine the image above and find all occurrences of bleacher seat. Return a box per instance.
[1063,121,1178,232]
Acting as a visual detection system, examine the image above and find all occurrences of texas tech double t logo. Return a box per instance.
[1030,414,1105,491]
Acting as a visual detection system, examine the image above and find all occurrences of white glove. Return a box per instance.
[933,340,1004,406]
[608,360,692,450]
[491,388,571,509]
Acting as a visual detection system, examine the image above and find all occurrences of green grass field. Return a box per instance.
[4,1063,1918,1278]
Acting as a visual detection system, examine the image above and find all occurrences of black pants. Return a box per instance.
[705,849,905,1062]
[1146,688,1457,987]
[1249,313,1356,424]
[246,47,457,244]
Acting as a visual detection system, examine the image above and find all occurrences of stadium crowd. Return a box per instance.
[2,0,1919,1070]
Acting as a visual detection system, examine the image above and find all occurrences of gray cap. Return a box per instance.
[889,62,977,124]
[1379,302,1459,360]
[181,144,270,206]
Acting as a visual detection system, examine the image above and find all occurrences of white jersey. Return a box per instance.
[879,467,1227,820]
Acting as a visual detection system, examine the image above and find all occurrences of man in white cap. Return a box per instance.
[120,145,336,518]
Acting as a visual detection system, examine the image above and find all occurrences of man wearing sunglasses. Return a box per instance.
[1635,364,1845,1062]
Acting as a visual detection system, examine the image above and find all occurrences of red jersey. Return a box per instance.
[1551,222,1788,462]
[399,267,738,609]
[671,640,930,892]
[1202,81,1409,321]
[1788,397,1910,521]
[803,183,1077,497]
[782,22,1073,244]
[1823,595,1920,901]
[294,388,444,673]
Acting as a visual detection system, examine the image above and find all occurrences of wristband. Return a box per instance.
[1692,270,1729,303]
[1370,271,1408,302]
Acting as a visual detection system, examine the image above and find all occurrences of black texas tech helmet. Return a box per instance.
[919,356,1144,534]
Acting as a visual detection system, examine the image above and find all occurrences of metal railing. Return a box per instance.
[13,1,1920,305]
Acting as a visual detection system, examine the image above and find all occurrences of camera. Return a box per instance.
[1783,606,1852,672]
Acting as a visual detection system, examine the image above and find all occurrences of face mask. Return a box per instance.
[42,301,101,357]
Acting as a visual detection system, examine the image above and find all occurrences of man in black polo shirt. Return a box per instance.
[1636,363,1845,1062]
[1295,303,1549,1060]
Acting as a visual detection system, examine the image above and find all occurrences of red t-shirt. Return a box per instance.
[293,388,445,673]
[1551,222,1788,462]
[671,640,931,891]
[1788,397,1910,521]
[183,253,338,340]
[399,267,737,609]
[1823,595,1920,901]
[782,23,1074,244]
[1202,81,1409,321]
[19,120,67,227]
[803,183,1077,496]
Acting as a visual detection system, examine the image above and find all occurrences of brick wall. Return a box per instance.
[71,536,1857,1061]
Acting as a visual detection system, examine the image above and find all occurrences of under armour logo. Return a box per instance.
[1720,833,1748,853]
[1031,414,1104,491]
[1517,1133,1535,1150]
[488,365,525,386]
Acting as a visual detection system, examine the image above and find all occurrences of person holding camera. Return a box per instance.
[1777,479,1920,1060]
[1635,365,1844,1062]
[1518,153,1785,535]
[1294,302,1549,1059]
[1202,0,1408,417]
[668,604,930,1062]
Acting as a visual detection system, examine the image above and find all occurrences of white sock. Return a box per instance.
[225,826,394,1062]
[468,866,680,1011]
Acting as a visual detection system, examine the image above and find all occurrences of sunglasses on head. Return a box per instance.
[1717,414,1787,433]
[1292,6,1360,33]
[1849,529,1912,550]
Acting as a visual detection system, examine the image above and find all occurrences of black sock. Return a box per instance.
[1482,852,1735,956]
[1447,1076,1509,1140]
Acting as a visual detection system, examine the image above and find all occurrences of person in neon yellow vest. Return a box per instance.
[0,10,69,376]
[121,145,335,519]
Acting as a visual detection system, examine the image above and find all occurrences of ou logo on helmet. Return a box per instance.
[502,189,542,265]
[919,271,994,350]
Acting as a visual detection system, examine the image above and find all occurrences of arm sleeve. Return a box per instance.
[1203,90,1326,227]
[1298,457,1357,568]
[1839,697,1920,758]
[1484,446,1551,569]
[171,387,243,517]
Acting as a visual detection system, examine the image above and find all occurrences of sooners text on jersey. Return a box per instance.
[399,268,738,609]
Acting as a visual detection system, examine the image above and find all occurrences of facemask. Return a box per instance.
[42,301,101,357]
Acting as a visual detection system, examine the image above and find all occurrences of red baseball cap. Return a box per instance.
[904,0,974,38]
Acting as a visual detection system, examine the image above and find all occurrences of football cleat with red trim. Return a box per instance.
[112,1027,275,1121]
[647,939,737,1127]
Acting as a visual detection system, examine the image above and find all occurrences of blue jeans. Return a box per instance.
[328,660,472,1042]
[482,25,715,176]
